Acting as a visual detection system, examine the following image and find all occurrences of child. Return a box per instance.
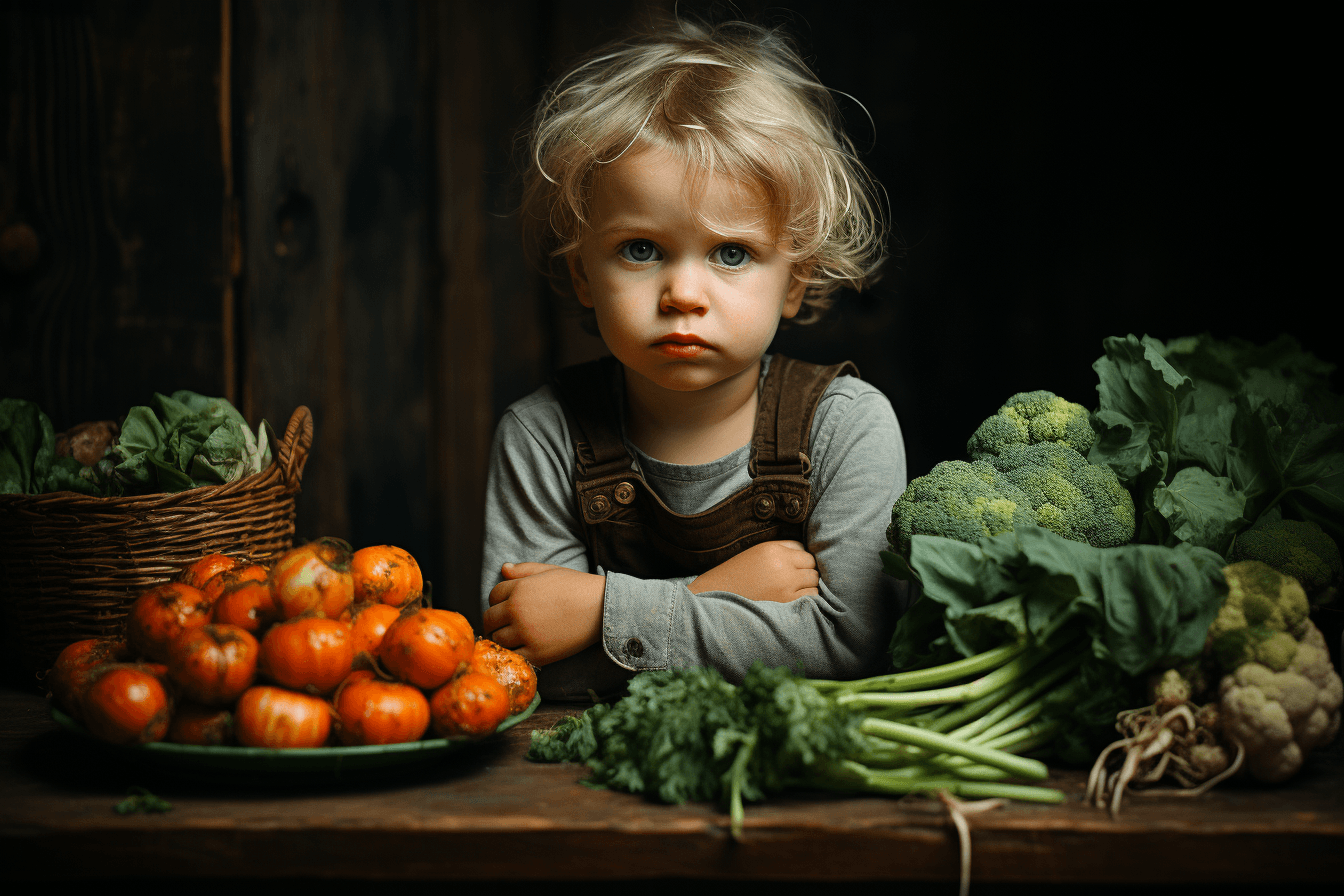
[480,17,907,699]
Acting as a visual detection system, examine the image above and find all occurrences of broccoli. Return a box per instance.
[886,459,1035,558]
[979,442,1137,549]
[966,390,1097,459]
[1229,518,1342,603]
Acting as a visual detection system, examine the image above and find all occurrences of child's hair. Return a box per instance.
[520,17,888,324]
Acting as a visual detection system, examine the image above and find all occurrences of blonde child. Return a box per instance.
[480,18,907,699]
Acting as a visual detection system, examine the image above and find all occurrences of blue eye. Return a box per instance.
[621,240,659,263]
[715,245,750,268]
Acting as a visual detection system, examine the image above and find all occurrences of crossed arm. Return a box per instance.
[483,539,819,666]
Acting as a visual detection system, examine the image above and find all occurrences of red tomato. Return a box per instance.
[333,671,431,746]
[379,608,474,690]
[234,686,332,748]
[125,582,213,663]
[167,623,259,706]
[270,538,355,620]
[258,615,355,695]
[80,664,172,745]
[430,671,510,738]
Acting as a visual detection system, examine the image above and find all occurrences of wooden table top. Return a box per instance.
[2,683,1342,889]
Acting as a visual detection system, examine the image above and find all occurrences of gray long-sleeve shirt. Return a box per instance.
[479,355,910,685]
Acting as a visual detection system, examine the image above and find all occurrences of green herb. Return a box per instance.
[113,786,173,815]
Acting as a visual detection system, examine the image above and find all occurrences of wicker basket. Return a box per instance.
[0,405,313,678]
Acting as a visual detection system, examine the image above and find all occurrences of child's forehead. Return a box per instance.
[590,143,776,231]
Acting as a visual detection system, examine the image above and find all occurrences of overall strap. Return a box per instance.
[750,356,860,478]
[549,356,631,481]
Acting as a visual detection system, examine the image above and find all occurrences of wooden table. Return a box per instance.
[2,683,1341,892]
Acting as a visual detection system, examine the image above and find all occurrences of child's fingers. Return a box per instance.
[487,580,514,606]
[501,561,563,579]
[488,624,524,651]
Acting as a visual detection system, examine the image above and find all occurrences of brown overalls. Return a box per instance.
[539,354,859,700]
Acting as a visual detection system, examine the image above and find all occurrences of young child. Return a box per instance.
[480,18,907,699]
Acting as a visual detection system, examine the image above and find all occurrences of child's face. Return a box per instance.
[567,144,806,397]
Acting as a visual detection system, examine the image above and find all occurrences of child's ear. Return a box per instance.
[567,252,594,308]
[782,266,810,319]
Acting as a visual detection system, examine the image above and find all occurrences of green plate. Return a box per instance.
[51,694,540,777]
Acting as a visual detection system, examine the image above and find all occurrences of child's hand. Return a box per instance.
[483,563,606,666]
[689,540,820,603]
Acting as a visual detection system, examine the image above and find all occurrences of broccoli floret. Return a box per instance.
[966,390,1097,459]
[887,459,1036,557]
[1207,560,1311,649]
[978,442,1136,548]
[1229,519,1342,600]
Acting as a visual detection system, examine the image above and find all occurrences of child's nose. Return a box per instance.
[659,262,709,314]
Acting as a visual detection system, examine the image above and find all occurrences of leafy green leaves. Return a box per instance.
[527,665,860,815]
[896,527,1227,678]
[0,391,271,497]
[1089,333,1344,551]
[107,391,271,495]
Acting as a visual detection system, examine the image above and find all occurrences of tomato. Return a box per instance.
[211,578,281,635]
[47,638,130,720]
[468,638,538,714]
[333,670,431,746]
[125,582,213,663]
[167,703,234,746]
[429,671,510,738]
[379,608,474,690]
[350,545,423,607]
[234,685,333,748]
[178,553,238,590]
[258,615,355,695]
[270,538,355,620]
[201,562,269,605]
[349,602,401,656]
[167,623,259,706]
[80,664,172,745]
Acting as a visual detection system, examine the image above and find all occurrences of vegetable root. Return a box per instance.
[1085,701,1243,817]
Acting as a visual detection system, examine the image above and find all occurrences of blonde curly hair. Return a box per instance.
[520,17,888,324]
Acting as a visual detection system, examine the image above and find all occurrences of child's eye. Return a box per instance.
[713,244,751,268]
[620,240,660,263]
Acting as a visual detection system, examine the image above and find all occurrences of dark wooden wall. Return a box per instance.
[1,1,1333,632]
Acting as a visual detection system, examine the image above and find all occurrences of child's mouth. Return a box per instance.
[654,334,710,358]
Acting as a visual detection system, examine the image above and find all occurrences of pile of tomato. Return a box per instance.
[46,538,537,749]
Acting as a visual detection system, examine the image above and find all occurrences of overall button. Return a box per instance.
[783,495,804,519]
[614,481,636,504]
[753,494,776,520]
[588,494,611,517]
[623,638,644,658]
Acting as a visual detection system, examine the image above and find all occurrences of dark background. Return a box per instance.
[2,0,1334,629]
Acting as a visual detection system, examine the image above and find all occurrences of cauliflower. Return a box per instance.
[886,459,1035,557]
[1210,561,1343,782]
[966,390,1097,459]
[1229,518,1341,603]
[979,442,1136,548]
[1218,622,1343,782]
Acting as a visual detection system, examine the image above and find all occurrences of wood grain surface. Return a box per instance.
[2,687,1340,887]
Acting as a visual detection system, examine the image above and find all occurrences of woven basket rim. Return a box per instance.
[0,405,313,509]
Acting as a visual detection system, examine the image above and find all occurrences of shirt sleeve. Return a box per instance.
[599,380,908,682]
[480,379,909,689]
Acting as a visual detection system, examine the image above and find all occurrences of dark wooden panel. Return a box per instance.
[0,1,224,430]
[238,0,431,583]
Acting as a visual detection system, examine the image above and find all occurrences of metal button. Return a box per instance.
[588,494,610,517]
[614,481,635,505]
[624,637,644,658]
[783,495,804,519]
[753,494,775,520]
